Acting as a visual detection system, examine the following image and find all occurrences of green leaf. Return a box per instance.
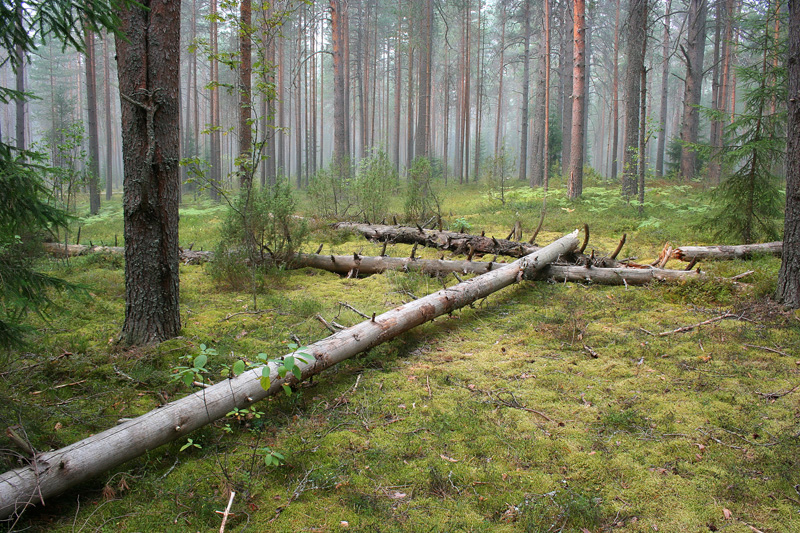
[295,351,312,364]
[194,354,208,369]
[284,355,295,370]
[292,365,302,380]
[277,367,287,379]
[260,376,271,390]
[282,384,292,396]
[182,373,193,387]
[232,360,245,376]
[261,366,270,377]
[200,344,207,351]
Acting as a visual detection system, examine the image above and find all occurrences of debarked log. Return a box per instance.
[291,253,708,285]
[0,232,579,519]
[671,242,782,262]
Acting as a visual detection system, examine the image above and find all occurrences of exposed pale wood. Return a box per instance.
[671,242,782,262]
[0,233,579,519]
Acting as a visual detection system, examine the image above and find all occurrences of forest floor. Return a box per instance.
[2,178,799,532]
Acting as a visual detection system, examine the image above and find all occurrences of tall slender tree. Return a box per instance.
[239,0,253,188]
[518,0,531,182]
[84,25,101,214]
[568,0,586,199]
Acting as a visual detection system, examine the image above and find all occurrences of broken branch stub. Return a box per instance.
[0,232,580,519]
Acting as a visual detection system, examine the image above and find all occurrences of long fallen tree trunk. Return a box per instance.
[334,221,541,258]
[292,253,708,285]
[42,242,215,264]
[671,242,782,262]
[0,232,579,519]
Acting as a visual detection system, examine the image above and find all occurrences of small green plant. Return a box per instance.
[404,157,441,222]
[179,438,202,452]
[226,407,264,421]
[256,343,314,396]
[220,359,246,379]
[172,344,216,387]
[257,447,285,467]
[449,217,472,232]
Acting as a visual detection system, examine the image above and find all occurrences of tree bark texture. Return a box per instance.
[85,26,101,215]
[655,0,671,178]
[679,0,707,181]
[622,0,647,197]
[330,0,349,180]
[115,0,181,345]
[103,35,114,200]
[777,0,800,307]
[568,0,586,199]
[518,0,531,183]
[0,233,579,519]
[239,0,253,188]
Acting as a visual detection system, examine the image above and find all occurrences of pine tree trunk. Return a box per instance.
[494,4,506,160]
[331,0,349,181]
[414,0,432,159]
[655,0,671,178]
[560,3,574,175]
[622,0,647,197]
[209,0,221,200]
[610,0,620,181]
[679,0,707,181]
[115,0,181,345]
[568,0,586,199]
[103,36,114,200]
[239,0,253,189]
[519,0,531,183]
[14,0,24,151]
[85,27,101,214]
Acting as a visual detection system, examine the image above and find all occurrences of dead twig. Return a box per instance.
[337,301,370,319]
[755,383,800,400]
[744,344,790,357]
[583,344,601,358]
[315,314,337,334]
[658,313,738,336]
[217,491,235,533]
[488,390,555,422]
[219,309,275,322]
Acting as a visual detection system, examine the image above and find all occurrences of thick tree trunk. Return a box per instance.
[414,0,433,159]
[0,233,579,520]
[622,0,647,197]
[85,26,101,215]
[567,0,586,199]
[115,0,181,345]
[560,2,573,174]
[679,0,707,181]
[778,0,800,307]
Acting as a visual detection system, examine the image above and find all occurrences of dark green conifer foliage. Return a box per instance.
[705,3,785,244]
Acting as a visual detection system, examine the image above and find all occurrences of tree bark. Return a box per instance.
[655,0,671,178]
[239,0,253,189]
[85,26,101,215]
[622,0,647,197]
[209,0,221,200]
[414,0,433,159]
[0,232,579,520]
[330,0,349,181]
[778,0,800,307]
[115,0,181,345]
[679,0,707,181]
[610,0,620,181]
[14,0,25,151]
[567,0,586,199]
[103,35,114,200]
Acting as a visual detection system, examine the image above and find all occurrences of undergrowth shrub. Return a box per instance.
[209,178,308,291]
[404,157,441,222]
[516,489,602,531]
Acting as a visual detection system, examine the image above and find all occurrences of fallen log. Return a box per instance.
[671,242,782,262]
[333,221,540,258]
[291,253,709,285]
[42,242,215,264]
[0,232,579,520]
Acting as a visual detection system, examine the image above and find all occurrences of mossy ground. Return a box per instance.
[2,179,799,532]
